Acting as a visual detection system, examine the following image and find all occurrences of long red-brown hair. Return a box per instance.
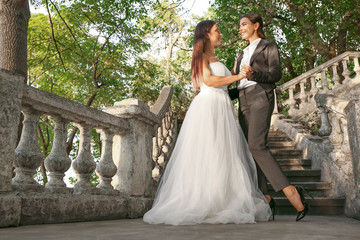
[191,20,216,90]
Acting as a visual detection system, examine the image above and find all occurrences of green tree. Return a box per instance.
[210,0,360,83]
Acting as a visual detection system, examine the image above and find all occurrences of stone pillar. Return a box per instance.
[345,101,360,188]
[0,69,24,192]
[0,69,23,227]
[105,99,158,197]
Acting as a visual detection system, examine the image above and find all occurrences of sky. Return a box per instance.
[185,0,213,16]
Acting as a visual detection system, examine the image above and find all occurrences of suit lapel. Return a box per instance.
[250,39,269,66]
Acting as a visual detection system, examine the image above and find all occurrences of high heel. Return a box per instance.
[269,197,276,220]
[296,202,309,221]
[295,186,313,221]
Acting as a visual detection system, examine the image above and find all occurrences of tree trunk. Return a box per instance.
[0,0,30,79]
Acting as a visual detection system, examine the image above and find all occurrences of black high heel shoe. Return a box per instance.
[295,186,313,221]
[269,197,276,220]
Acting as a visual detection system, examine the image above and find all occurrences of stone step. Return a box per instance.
[283,169,321,182]
[267,182,332,197]
[268,141,296,148]
[274,197,345,215]
[270,149,303,156]
[268,136,291,142]
[277,159,312,170]
[268,131,287,137]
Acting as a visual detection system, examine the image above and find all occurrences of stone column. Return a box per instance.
[0,69,24,192]
[345,101,360,188]
[105,99,159,197]
[0,69,23,227]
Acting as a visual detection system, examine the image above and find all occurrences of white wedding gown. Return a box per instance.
[143,62,272,225]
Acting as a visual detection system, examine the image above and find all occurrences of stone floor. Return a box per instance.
[0,215,359,240]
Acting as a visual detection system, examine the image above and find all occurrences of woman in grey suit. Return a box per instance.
[229,13,310,221]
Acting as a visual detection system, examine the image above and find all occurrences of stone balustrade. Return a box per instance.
[0,67,176,227]
[313,93,360,219]
[276,51,360,119]
[273,51,360,220]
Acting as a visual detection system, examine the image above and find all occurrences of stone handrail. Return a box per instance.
[150,86,173,118]
[276,51,360,119]
[313,92,360,219]
[22,85,130,133]
[0,67,175,227]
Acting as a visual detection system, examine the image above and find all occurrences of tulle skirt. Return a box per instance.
[143,85,272,225]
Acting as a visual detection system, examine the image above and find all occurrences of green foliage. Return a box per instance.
[210,0,360,82]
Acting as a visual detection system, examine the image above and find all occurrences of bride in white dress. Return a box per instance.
[143,20,272,225]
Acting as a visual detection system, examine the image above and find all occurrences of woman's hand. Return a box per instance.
[238,65,253,80]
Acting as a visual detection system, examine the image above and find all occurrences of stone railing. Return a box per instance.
[0,67,175,227]
[313,90,360,219]
[276,51,360,119]
[273,51,360,220]
[151,95,177,182]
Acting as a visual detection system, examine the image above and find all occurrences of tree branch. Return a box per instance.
[45,0,66,71]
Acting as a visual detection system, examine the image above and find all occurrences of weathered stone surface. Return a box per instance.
[127,196,154,219]
[110,118,155,197]
[18,193,128,225]
[345,100,360,187]
[0,193,21,227]
[0,69,24,192]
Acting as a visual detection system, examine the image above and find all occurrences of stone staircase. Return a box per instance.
[268,130,345,215]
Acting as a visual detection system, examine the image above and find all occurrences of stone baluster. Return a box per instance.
[353,57,360,77]
[72,123,96,194]
[273,89,279,114]
[152,127,162,181]
[13,107,44,192]
[321,69,329,92]
[317,105,332,136]
[309,75,319,102]
[95,128,117,194]
[299,80,307,108]
[44,116,71,193]
[331,63,341,89]
[161,117,170,159]
[287,87,297,110]
[342,57,351,84]
[166,109,176,145]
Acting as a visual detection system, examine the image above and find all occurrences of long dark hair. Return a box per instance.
[241,13,266,39]
[191,20,216,90]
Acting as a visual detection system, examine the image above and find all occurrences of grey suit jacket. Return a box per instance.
[229,39,282,100]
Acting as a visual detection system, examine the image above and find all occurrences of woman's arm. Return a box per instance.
[248,41,282,84]
[202,59,247,87]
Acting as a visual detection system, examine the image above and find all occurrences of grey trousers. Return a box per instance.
[238,84,290,193]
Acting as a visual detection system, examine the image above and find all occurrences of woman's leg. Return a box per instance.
[242,86,305,213]
[283,185,305,211]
